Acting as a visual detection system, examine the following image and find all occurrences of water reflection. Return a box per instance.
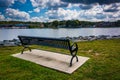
[0,28,120,41]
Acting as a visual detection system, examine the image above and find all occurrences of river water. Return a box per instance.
[0,28,120,41]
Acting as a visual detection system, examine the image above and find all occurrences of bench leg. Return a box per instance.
[21,46,31,54]
[70,56,74,67]
[69,48,78,67]
[76,56,79,62]
[70,55,78,67]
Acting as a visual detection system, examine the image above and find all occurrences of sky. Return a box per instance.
[0,0,120,22]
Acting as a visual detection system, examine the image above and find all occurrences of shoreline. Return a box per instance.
[0,27,120,29]
[62,35,120,42]
[0,35,120,46]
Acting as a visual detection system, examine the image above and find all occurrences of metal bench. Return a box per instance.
[18,35,79,67]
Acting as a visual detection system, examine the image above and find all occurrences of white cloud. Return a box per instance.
[29,0,120,22]
[6,8,30,21]
[100,3,120,21]
[67,3,80,8]
[0,13,5,21]
[34,8,40,13]
[45,8,81,21]
[80,3,104,20]
[30,0,60,7]
[103,3,120,12]
[28,11,33,13]
[0,0,26,7]
[58,8,80,20]
[0,0,119,22]
[16,0,26,3]
[44,4,112,22]
[30,0,67,10]
[103,11,120,21]
[30,2,120,22]
[46,8,94,21]
[0,0,14,7]
[31,17,41,22]
[30,16,49,22]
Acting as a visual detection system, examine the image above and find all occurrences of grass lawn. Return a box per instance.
[0,39,120,80]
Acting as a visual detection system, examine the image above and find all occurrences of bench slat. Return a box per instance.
[18,36,70,49]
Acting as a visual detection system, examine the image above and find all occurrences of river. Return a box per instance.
[0,28,120,41]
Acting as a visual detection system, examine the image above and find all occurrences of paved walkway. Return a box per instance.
[12,49,89,74]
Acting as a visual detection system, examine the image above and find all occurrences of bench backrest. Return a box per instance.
[18,36,71,50]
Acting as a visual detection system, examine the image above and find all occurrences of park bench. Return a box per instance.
[18,35,79,67]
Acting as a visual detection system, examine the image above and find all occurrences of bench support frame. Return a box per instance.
[21,45,31,54]
[69,43,78,67]
[18,36,79,67]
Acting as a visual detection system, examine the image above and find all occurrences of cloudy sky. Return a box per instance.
[0,0,120,22]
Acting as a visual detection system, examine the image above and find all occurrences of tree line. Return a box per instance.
[0,20,120,28]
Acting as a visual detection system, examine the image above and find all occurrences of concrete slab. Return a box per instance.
[12,49,89,74]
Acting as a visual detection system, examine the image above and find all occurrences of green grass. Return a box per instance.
[0,39,120,80]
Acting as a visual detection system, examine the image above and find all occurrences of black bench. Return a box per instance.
[18,35,79,67]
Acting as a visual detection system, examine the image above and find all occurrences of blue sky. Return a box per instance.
[0,0,120,22]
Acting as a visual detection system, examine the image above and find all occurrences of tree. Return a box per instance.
[52,20,59,28]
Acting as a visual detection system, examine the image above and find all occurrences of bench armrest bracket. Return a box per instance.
[70,42,78,67]
[21,45,31,54]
